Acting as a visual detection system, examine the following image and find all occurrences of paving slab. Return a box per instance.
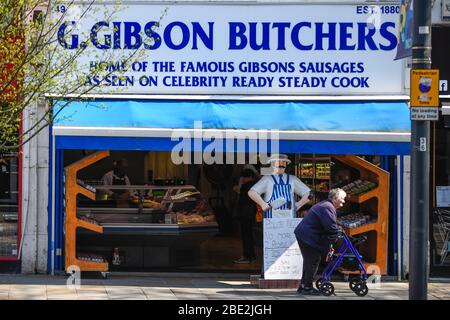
[191,279,234,289]
[46,287,78,293]
[9,294,46,300]
[105,286,147,300]
[142,287,178,300]
[0,293,10,300]
[135,278,167,287]
[0,285,10,292]
[77,293,110,300]
[163,278,195,288]
[171,288,210,300]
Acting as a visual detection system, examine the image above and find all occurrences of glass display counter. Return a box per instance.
[76,184,218,235]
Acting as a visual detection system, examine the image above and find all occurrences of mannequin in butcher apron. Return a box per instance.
[248,154,311,218]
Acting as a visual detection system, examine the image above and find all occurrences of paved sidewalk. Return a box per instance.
[0,273,448,300]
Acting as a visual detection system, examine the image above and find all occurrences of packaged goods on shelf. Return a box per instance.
[300,163,314,178]
[203,215,216,223]
[176,211,216,224]
[170,190,201,200]
[130,198,161,208]
[77,179,96,193]
[337,213,373,229]
[341,180,377,195]
[315,162,331,179]
[143,199,161,207]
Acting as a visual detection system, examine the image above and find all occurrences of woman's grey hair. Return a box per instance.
[328,188,347,200]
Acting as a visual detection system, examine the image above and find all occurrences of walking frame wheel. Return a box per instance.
[319,282,335,296]
[349,278,360,291]
[352,280,368,297]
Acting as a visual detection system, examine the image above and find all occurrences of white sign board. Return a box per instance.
[263,218,303,280]
[436,186,450,207]
[410,107,439,121]
[54,3,404,95]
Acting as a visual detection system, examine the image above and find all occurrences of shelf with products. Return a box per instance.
[331,155,389,275]
[296,154,331,206]
[337,212,377,234]
[315,162,331,180]
[299,163,314,179]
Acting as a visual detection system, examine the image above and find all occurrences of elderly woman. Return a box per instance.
[294,188,346,296]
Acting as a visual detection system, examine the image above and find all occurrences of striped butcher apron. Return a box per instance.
[265,174,295,218]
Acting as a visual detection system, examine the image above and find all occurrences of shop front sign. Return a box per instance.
[54,3,404,96]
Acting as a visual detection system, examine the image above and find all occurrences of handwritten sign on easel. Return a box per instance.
[263,218,303,280]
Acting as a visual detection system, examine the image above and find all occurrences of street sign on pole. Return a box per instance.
[411,69,439,106]
[410,107,438,120]
[410,69,439,121]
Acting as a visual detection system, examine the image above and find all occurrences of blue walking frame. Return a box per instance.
[317,232,369,296]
